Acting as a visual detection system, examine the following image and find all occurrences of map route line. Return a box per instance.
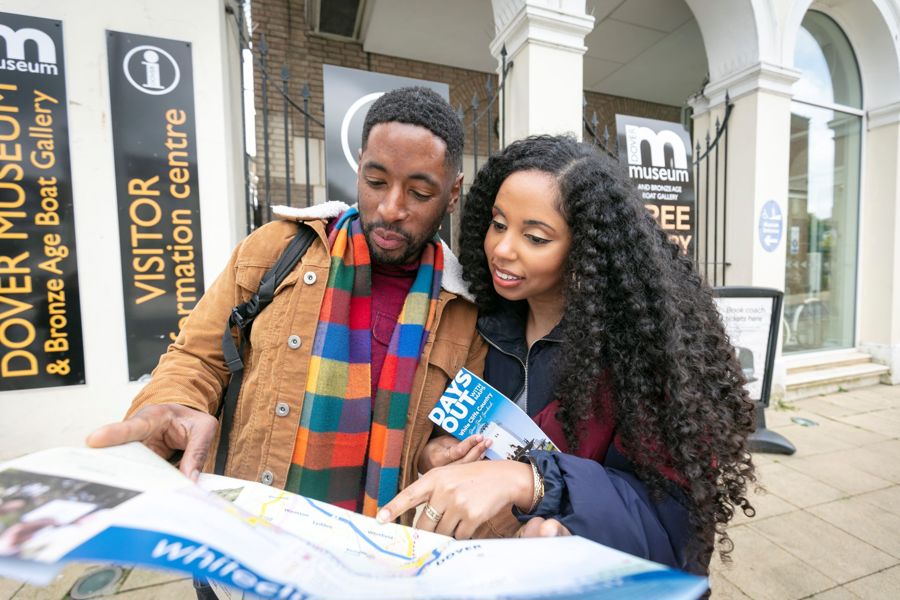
[303,496,444,572]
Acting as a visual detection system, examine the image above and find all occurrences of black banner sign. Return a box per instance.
[616,115,695,255]
[0,12,85,391]
[322,65,454,245]
[107,31,204,380]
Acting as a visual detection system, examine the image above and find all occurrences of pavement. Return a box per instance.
[2,384,900,599]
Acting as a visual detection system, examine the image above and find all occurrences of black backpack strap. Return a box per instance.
[215,222,317,475]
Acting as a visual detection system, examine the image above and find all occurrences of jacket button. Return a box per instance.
[260,470,274,485]
[287,335,301,349]
[303,271,317,285]
[275,402,290,417]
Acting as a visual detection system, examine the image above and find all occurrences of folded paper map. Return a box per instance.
[0,443,707,599]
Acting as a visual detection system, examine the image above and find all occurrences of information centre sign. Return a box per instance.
[107,31,204,380]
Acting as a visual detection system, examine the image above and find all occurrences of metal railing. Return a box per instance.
[582,94,733,285]
[693,94,732,286]
[240,27,512,233]
[255,35,324,229]
[459,46,512,175]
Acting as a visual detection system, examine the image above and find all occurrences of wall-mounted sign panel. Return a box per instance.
[616,115,695,256]
[322,65,454,246]
[107,31,204,380]
[0,12,85,391]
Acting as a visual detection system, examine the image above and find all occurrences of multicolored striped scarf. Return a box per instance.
[286,207,443,516]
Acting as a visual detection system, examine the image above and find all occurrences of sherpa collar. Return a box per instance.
[271,203,472,302]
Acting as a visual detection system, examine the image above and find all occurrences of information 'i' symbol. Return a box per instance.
[141,49,163,90]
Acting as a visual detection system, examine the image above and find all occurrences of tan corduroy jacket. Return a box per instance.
[126,202,520,533]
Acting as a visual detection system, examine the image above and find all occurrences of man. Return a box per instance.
[87,87,487,524]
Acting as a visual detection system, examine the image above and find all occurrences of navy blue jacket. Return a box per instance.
[478,300,699,573]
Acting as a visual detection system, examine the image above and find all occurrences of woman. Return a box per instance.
[377,135,756,574]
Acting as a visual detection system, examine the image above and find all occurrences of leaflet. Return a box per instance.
[429,368,558,460]
[0,443,707,599]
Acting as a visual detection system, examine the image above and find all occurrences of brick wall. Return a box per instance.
[583,91,684,156]
[250,0,682,211]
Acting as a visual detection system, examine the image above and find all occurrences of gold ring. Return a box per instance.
[422,503,443,523]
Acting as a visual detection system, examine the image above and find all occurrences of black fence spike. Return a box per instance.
[500,44,507,59]
[302,82,310,99]
[280,64,289,81]
[456,104,464,122]
[715,116,721,132]
[259,33,268,54]
[602,124,609,148]
[706,131,711,148]
[725,90,731,106]
[485,74,493,95]
[471,92,479,110]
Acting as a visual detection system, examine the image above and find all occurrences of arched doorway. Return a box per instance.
[784,10,863,353]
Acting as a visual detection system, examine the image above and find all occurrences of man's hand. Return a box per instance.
[86,404,218,480]
[418,434,492,473]
[518,517,571,538]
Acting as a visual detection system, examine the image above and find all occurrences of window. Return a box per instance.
[784,11,862,353]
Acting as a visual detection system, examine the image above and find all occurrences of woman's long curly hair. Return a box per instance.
[459,135,756,569]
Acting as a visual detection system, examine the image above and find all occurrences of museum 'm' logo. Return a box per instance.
[0,24,58,76]
[625,124,690,183]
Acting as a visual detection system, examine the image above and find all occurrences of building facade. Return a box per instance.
[1,0,899,457]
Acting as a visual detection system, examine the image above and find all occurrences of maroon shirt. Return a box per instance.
[326,216,418,403]
[370,261,418,401]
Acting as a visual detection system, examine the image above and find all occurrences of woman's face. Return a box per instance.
[484,170,571,305]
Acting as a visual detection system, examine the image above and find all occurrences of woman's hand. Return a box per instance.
[378,460,534,540]
[418,434,492,473]
[518,517,571,538]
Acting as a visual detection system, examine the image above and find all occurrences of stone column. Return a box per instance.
[858,102,900,382]
[490,0,594,143]
[690,63,800,400]
[690,63,801,290]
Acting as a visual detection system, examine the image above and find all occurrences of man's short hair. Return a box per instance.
[361,86,463,173]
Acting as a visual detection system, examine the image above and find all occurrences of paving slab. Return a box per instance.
[711,525,837,600]
[782,417,889,451]
[749,451,778,466]
[109,578,195,599]
[0,577,23,600]
[750,511,896,584]
[754,462,846,508]
[843,564,900,599]
[778,451,892,495]
[10,563,90,600]
[731,485,799,526]
[854,485,900,518]
[834,408,900,438]
[839,444,900,484]
[820,386,900,409]
[762,406,801,428]
[763,424,856,458]
[119,567,190,591]
[864,438,900,462]
[808,586,862,599]
[790,397,866,419]
[809,496,900,559]
[707,568,753,599]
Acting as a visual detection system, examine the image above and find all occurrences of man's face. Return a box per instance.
[357,122,462,264]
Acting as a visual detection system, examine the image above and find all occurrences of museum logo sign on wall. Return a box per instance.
[107,32,204,380]
[616,115,695,256]
[0,12,85,391]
